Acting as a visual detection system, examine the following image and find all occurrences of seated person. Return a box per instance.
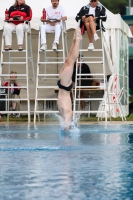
[75,0,107,50]
[3,71,21,118]
[40,0,67,51]
[72,54,92,111]
[4,0,32,51]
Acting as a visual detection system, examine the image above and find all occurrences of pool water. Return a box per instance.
[0,124,133,200]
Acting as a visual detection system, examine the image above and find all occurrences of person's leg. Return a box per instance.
[16,23,24,50]
[59,31,76,77]
[11,98,17,117]
[85,22,94,43]
[85,17,96,35]
[12,95,20,116]
[4,23,15,49]
[40,24,54,44]
[54,24,61,44]
[40,24,54,50]
[12,102,16,110]
[15,100,20,117]
[52,24,61,50]
[84,17,99,50]
[59,28,82,86]
[40,24,47,45]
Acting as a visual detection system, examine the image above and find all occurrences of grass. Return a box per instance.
[1,113,133,123]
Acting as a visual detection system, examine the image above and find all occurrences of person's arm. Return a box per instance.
[61,16,67,21]
[61,7,67,21]
[97,6,107,22]
[75,6,86,22]
[23,6,32,21]
[40,18,51,23]
[8,7,13,20]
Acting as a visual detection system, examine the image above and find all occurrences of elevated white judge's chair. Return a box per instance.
[0,21,35,123]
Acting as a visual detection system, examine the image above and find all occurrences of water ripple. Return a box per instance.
[0,146,83,151]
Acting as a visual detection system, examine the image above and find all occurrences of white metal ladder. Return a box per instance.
[73,25,111,122]
[0,21,35,123]
[34,21,68,123]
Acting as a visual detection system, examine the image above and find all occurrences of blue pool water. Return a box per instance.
[0,124,133,200]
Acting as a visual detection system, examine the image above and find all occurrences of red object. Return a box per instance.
[3,81,20,92]
[9,5,32,25]
[42,8,46,20]
[5,9,9,20]
[116,108,119,113]
[81,24,85,35]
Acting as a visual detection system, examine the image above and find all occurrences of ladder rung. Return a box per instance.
[39,50,63,52]
[0,74,27,76]
[0,86,27,88]
[88,74,104,76]
[42,57,64,60]
[5,57,31,59]
[76,74,103,76]
[39,78,58,80]
[35,111,59,113]
[78,57,102,59]
[75,86,104,88]
[75,98,104,101]
[37,86,58,88]
[2,50,26,53]
[0,111,30,114]
[77,58,102,61]
[2,62,26,65]
[81,61,103,64]
[77,75,101,80]
[38,74,59,76]
[74,111,105,113]
[79,49,102,52]
[36,98,58,101]
[1,78,27,80]
[38,62,64,64]
[0,98,28,101]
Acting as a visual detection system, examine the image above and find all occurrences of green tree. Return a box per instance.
[100,0,128,14]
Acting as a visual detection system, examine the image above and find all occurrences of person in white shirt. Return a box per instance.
[40,0,67,51]
[75,0,107,50]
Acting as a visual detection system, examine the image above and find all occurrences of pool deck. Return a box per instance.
[0,121,133,125]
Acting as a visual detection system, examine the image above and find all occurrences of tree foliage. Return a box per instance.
[100,0,128,14]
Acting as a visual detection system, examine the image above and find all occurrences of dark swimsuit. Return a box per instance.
[57,80,73,92]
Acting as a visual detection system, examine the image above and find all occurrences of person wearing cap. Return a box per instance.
[3,71,21,118]
[4,0,32,51]
[75,0,107,50]
[40,0,67,51]
[72,54,92,111]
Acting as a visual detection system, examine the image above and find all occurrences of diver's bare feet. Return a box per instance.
[75,27,82,40]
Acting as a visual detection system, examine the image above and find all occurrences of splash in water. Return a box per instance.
[53,113,80,133]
